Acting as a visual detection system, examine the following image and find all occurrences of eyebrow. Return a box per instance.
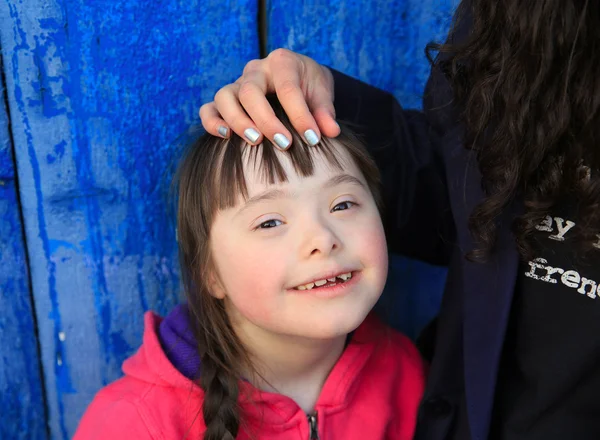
[323,174,366,191]
[236,173,366,216]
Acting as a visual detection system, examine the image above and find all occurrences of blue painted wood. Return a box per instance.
[267,0,458,337]
[267,0,458,109]
[0,57,48,440]
[0,1,258,438]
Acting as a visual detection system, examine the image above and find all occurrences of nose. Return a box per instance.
[300,216,341,258]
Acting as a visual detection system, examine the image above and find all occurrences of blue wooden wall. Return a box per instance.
[0,1,456,438]
[0,59,48,440]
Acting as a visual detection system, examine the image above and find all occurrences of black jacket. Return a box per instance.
[331,19,520,440]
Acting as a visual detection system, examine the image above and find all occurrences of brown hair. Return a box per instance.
[428,0,600,261]
[175,96,381,439]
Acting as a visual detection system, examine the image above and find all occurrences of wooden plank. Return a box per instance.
[0,1,259,438]
[0,57,48,440]
[266,0,458,336]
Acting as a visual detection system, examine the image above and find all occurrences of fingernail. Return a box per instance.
[218,126,228,137]
[244,128,260,143]
[304,129,319,146]
[273,133,291,150]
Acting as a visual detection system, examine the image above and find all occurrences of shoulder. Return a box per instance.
[73,377,159,440]
[388,327,428,373]
[74,309,209,439]
[363,316,427,438]
[362,313,428,386]
[74,373,206,440]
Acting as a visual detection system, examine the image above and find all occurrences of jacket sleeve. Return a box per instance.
[73,393,156,440]
[331,67,456,266]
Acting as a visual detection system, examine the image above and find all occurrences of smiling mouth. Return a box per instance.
[293,272,353,291]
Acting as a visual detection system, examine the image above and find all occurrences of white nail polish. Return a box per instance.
[304,129,319,146]
[273,133,290,150]
[244,128,260,143]
[218,126,228,137]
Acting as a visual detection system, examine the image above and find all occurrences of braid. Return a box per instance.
[188,292,248,440]
[200,348,240,440]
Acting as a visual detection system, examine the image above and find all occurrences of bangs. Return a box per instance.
[176,96,382,239]
[213,133,344,211]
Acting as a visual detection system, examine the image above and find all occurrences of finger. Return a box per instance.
[308,66,340,138]
[269,50,321,146]
[238,71,293,150]
[199,103,230,138]
[242,58,264,77]
[312,106,341,139]
[214,84,263,145]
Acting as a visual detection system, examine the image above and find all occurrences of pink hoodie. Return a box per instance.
[74,312,426,439]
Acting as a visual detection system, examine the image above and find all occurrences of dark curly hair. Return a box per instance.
[429,0,600,261]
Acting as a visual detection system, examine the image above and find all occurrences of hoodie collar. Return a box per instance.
[158,304,201,380]
[125,309,384,426]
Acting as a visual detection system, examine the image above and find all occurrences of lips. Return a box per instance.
[293,271,353,291]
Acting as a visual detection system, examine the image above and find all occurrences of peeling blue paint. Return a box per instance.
[0,186,49,440]
[0,48,48,440]
[8,2,73,439]
[46,141,66,164]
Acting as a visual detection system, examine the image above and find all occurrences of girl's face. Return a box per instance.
[209,142,388,340]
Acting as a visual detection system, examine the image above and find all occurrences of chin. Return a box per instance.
[305,308,370,340]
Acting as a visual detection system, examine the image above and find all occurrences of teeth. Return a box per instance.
[294,272,353,290]
[337,272,352,281]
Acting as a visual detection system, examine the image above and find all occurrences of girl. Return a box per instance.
[74,97,426,440]
[200,2,600,439]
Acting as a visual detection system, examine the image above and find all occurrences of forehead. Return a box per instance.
[240,140,360,194]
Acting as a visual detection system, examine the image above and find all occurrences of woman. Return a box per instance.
[199,1,600,439]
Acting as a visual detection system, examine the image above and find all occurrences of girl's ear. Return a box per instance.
[207,270,227,299]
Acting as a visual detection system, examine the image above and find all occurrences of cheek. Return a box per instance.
[356,216,389,283]
[212,236,286,321]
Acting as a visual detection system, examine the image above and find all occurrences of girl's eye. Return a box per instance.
[331,201,356,212]
[258,219,283,229]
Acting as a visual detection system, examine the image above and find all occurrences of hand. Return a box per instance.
[199,48,340,149]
